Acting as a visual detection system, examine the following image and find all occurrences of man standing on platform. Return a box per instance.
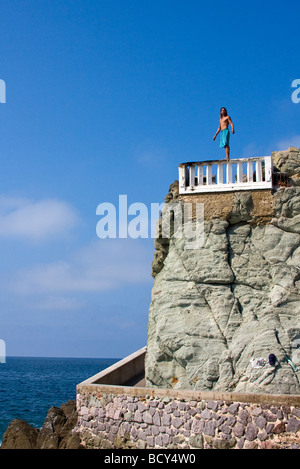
[213,107,235,159]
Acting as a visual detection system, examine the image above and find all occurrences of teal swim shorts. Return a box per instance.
[220,129,230,148]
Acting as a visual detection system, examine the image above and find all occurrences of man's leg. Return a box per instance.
[225,145,230,160]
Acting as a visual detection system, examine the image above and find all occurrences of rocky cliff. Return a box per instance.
[145,147,300,395]
[0,400,83,449]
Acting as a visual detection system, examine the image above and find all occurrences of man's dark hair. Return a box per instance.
[220,107,228,116]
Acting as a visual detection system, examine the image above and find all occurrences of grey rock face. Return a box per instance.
[145,149,300,394]
[272,147,300,186]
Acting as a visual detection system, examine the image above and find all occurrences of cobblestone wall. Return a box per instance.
[75,386,300,449]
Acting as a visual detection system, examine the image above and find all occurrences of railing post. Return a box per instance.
[198,165,203,185]
[217,163,223,184]
[264,156,272,182]
[206,164,212,185]
[226,162,232,184]
[256,160,263,182]
[178,165,186,192]
[247,161,253,183]
[237,162,243,184]
[189,165,195,188]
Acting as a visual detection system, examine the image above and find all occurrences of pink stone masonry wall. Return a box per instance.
[75,387,300,449]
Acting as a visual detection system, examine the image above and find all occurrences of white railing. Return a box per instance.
[178,156,273,194]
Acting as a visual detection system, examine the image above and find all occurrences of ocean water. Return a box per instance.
[0,356,119,442]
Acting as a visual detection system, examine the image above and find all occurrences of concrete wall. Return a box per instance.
[75,383,300,449]
[79,347,146,387]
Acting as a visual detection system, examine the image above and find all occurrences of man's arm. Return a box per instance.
[228,116,235,134]
[213,124,221,140]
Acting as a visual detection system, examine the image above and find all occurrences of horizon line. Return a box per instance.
[3,355,122,361]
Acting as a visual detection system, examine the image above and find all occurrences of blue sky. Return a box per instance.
[0,0,299,358]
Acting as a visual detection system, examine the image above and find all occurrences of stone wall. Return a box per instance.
[75,385,300,449]
[178,188,275,225]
